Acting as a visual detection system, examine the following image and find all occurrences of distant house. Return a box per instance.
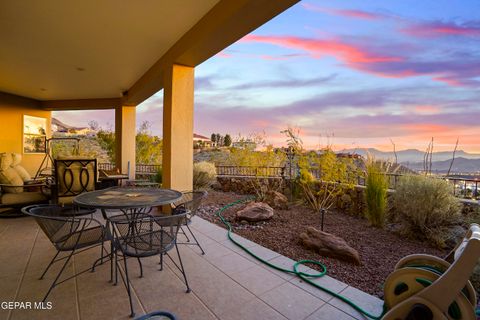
[193,133,213,149]
[52,118,95,137]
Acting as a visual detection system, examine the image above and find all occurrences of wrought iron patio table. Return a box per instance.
[73,187,183,281]
[73,187,182,211]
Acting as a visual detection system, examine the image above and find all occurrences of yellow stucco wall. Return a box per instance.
[0,93,51,176]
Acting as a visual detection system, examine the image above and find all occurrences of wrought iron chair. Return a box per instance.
[52,158,97,203]
[51,158,97,215]
[109,212,190,318]
[171,191,207,254]
[21,204,110,301]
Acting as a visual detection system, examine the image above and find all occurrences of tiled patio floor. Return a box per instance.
[0,215,384,320]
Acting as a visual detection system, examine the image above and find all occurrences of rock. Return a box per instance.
[236,202,274,222]
[265,190,288,209]
[299,226,361,265]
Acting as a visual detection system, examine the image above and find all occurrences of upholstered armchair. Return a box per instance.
[51,158,98,205]
[0,153,49,214]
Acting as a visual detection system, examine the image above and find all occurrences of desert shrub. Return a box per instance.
[152,167,162,184]
[193,161,217,190]
[365,159,389,228]
[392,175,462,247]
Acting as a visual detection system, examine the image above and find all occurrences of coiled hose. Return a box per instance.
[215,198,387,320]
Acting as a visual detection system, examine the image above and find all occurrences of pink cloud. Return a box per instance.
[402,21,480,38]
[301,3,384,20]
[243,34,479,87]
[242,34,402,64]
[216,51,232,58]
[413,105,441,114]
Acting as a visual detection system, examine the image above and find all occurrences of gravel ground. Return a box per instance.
[198,191,446,297]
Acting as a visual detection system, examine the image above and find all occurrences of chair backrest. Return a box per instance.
[54,158,97,202]
[22,204,83,246]
[172,191,207,217]
[110,212,187,256]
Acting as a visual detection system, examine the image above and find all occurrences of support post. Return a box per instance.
[115,106,136,179]
[162,64,194,191]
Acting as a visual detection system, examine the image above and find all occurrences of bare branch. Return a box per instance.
[446,137,459,176]
[389,138,398,164]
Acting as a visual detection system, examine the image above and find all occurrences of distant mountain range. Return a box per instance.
[341,148,480,174]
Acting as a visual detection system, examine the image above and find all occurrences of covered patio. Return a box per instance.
[0,214,383,320]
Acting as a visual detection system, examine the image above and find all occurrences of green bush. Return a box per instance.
[392,175,462,247]
[193,162,217,190]
[152,167,162,185]
[365,161,388,227]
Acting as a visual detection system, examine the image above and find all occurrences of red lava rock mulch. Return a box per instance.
[198,191,446,297]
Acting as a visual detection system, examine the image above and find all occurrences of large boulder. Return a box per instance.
[236,202,274,222]
[299,227,361,265]
[265,190,288,210]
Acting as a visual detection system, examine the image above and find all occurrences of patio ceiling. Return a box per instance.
[0,0,299,109]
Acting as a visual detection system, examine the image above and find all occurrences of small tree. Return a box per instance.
[282,127,356,214]
[88,120,99,131]
[96,129,116,162]
[136,121,162,164]
[211,133,217,146]
[224,134,232,147]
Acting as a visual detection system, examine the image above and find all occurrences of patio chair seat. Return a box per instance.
[118,230,175,257]
[57,225,106,251]
[1,191,47,205]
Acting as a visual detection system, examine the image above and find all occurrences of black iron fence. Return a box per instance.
[215,164,479,200]
[215,165,288,178]
[99,163,479,200]
[99,163,161,178]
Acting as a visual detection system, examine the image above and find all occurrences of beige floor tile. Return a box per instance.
[290,274,348,302]
[201,241,235,262]
[203,227,230,242]
[328,286,384,320]
[11,265,79,320]
[230,264,286,296]
[218,297,287,320]
[191,219,224,234]
[306,303,356,320]
[247,245,281,262]
[259,282,325,320]
[132,267,216,320]
[207,252,257,276]
[261,255,299,281]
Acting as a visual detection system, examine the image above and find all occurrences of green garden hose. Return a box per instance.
[215,198,387,320]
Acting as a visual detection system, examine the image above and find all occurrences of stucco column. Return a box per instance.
[162,64,194,191]
[115,105,136,179]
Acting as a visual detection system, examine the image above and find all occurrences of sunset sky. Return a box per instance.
[54,0,480,152]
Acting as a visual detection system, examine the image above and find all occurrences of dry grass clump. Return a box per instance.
[392,175,462,247]
[364,158,389,228]
[193,161,217,190]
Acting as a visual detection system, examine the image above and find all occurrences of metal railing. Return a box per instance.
[99,163,479,200]
[215,165,480,200]
[99,163,161,178]
[215,165,289,178]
